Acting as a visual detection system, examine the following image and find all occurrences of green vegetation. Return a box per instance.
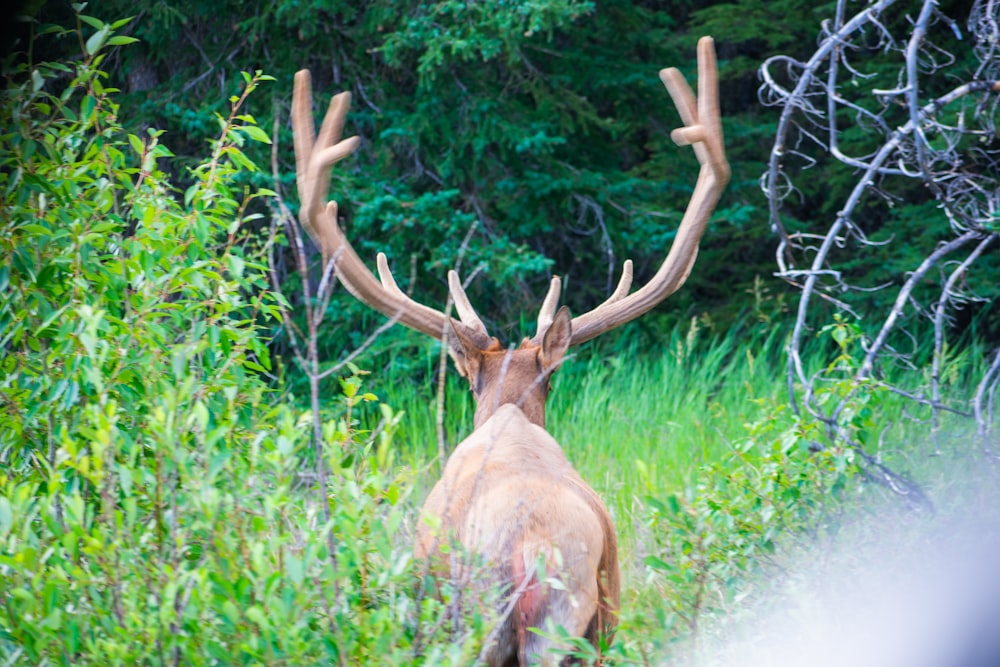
[368,314,988,657]
[0,16,483,664]
[1,3,995,666]
[4,0,799,347]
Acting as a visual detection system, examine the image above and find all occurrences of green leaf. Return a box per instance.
[240,125,271,144]
[109,17,136,30]
[84,25,111,57]
[106,36,139,46]
[77,14,104,30]
[644,555,672,572]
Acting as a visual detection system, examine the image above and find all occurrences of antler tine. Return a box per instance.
[662,37,726,173]
[292,69,486,344]
[607,260,634,302]
[565,36,729,347]
[530,262,632,345]
[448,271,490,342]
[292,70,321,244]
[375,252,406,296]
[534,276,563,338]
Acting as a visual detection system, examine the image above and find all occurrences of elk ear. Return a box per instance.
[540,306,572,373]
[446,319,484,385]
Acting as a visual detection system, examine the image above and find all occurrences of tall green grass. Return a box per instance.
[364,315,989,493]
[548,324,786,514]
[363,320,789,550]
[361,315,989,561]
[351,313,994,661]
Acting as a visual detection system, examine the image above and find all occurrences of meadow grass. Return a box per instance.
[364,318,990,552]
[364,319,791,564]
[356,315,994,662]
[546,323,787,544]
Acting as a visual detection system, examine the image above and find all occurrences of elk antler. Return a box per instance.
[293,37,726,351]
[533,36,730,346]
[291,71,491,347]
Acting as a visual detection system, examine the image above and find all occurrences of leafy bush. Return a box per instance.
[632,324,872,649]
[0,13,484,665]
[639,398,858,633]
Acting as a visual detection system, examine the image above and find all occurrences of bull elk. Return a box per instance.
[291,37,728,666]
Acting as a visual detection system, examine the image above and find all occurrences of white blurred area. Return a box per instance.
[678,483,1000,667]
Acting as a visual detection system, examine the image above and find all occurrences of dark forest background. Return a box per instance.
[8,0,995,361]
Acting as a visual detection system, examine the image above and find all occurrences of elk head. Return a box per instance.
[291,37,728,666]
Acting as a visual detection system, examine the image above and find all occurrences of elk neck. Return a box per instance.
[467,342,556,430]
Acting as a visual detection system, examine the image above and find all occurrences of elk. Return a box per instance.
[291,37,728,666]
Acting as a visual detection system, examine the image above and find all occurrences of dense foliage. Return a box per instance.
[7,0,791,353]
[0,17,485,664]
[9,1,994,354]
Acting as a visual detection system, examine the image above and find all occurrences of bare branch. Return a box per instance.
[761,0,1000,496]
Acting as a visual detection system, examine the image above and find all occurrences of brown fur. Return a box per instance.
[415,308,619,665]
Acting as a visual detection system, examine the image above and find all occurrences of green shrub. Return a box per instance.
[631,324,870,652]
[0,12,484,665]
